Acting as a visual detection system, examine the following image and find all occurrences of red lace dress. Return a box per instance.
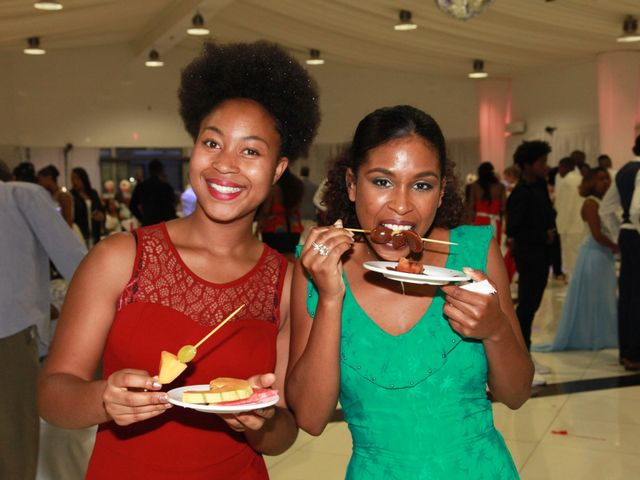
[86,223,288,479]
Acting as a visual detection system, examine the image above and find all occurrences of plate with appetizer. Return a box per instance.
[363,258,470,285]
[168,378,280,414]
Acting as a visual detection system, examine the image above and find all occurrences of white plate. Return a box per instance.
[167,385,279,414]
[363,261,470,285]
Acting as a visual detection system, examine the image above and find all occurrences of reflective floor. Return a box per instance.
[266,280,640,480]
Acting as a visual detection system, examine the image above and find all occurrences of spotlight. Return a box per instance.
[617,15,640,43]
[145,49,164,67]
[33,1,63,11]
[394,10,417,31]
[306,49,325,65]
[468,59,488,78]
[187,12,210,36]
[24,37,46,55]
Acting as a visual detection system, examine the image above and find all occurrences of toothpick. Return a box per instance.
[345,228,457,246]
[194,304,245,349]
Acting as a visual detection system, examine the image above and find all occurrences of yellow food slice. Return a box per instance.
[209,377,251,390]
[182,377,253,404]
[157,351,187,384]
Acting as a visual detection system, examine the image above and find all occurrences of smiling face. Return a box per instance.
[347,134,444,260]
[189,98,288,223]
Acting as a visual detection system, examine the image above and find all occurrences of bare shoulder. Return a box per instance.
[76,232,137,285]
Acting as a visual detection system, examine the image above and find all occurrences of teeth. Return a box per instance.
[208,183,241,194]
[382,224,412,233]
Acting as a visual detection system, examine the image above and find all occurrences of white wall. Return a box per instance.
[507,60,600,166]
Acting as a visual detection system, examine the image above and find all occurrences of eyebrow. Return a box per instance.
[365,167,440,179]
[202,126,269,146]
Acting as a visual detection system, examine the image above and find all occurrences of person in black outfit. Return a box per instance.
[70,167,105,247]
[129,159,177,226]
[601,135,640,371]
[506,140,557,351]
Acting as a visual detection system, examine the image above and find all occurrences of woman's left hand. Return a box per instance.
[440,268,510,343]
[218,373,277,432]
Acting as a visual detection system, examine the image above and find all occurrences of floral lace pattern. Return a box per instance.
[118,224,285,327]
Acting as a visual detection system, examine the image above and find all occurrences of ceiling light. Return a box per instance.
[394,10,417,31]
[24,37,46,55]
[187,12,210,36]
[34,1,63,10]
[617,15,640,43]
[145,50,164,67]
[468,59,488,78]
[306,49,324,66]
[435,0,494,20]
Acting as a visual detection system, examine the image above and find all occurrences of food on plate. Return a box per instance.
[158,351,187,384]
[216,388,279,406]
[394,257,424,274]
[182,377,253,404]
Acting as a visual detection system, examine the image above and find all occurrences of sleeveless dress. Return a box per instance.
[473,199,503,243]
[86,223,288,479]
[533,197,617,351]
[303,225,519,479]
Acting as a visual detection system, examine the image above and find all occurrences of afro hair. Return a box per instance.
[178,41,321,162]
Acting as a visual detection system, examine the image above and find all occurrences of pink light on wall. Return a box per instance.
[597,51,640,168]
[478,79,512,173]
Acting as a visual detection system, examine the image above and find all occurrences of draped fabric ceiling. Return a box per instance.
[0,0,639,79]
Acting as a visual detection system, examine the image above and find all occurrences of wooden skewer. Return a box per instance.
[345,228,457,246]
[193,304,245,349]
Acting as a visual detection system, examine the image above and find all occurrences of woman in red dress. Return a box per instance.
[467,162,506,243]
[37,41,320,479]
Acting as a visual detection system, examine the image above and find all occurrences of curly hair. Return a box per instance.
[513,140,551,169]
[178,41,320,162]
[323,105,465,230]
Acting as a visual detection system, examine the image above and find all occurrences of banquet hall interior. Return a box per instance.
[2,1,640,479]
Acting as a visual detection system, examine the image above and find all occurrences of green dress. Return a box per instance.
[303,225,519,479]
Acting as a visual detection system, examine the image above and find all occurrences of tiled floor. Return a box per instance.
[266,280,640,480]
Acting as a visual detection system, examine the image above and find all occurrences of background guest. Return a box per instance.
[506,140,557,385]
[70,167,105,248]
[466,161,506,242]
[129,158,177,226]
[37,165,74,227]
[555,156,585,277]
[258,166,305,260]
[600,135,640,371]
[1,162,86,480]
[534,167,618,351]
[12,161,38,183]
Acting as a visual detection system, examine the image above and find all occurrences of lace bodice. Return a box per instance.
[118,223,287,327]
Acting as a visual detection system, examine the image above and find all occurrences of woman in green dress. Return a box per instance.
[286,105,533,479]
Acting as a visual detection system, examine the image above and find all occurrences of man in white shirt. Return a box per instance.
[600,135,640,371]
[0,163,86,479]
[555,157,585,276]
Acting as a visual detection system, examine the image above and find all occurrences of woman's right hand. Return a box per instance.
[299,219,354,298]
[102,369,172,426]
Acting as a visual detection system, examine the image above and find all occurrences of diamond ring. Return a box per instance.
[312,241,329,257]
